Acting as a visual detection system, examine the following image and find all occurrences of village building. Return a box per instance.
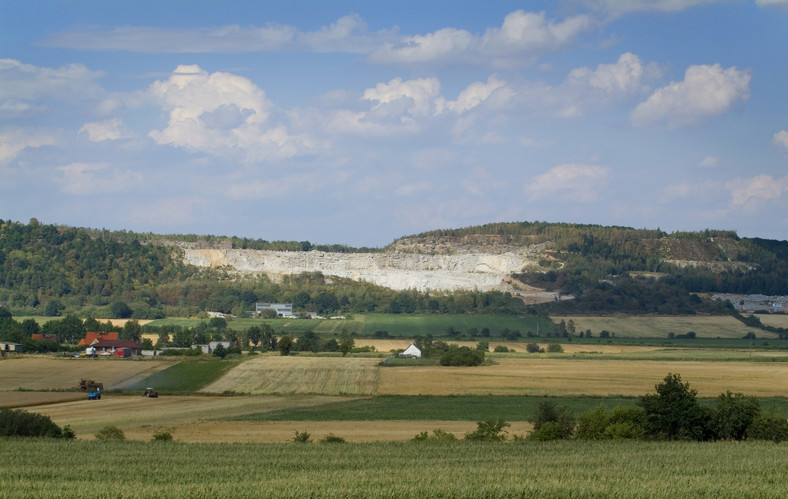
[254,302,294,318]
[400,343,422,358]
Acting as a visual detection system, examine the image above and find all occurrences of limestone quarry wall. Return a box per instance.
[182,248,539,292]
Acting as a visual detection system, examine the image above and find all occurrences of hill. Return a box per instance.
[1,218,788,318]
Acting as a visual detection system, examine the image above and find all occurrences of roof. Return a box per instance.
[92,339,143,349]
[78,331,119,346]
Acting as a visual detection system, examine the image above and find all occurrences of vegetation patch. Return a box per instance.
[126,359,238,393]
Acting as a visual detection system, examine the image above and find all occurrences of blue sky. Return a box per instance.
[2,0,787,247]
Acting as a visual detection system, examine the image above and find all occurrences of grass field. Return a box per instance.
[1,440,786,498]
[552,315,776,339]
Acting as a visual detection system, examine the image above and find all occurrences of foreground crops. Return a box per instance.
[1,440,785,498]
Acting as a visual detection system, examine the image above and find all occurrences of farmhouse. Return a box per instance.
[254,302,294,317]
[91,339,143,356]
[400,343,422,358]
[78,331,119,347]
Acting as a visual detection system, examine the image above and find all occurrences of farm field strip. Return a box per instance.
[551,315,777,339]
[2,440,786,498]
[376,358,788,397]
[200,356,379,395]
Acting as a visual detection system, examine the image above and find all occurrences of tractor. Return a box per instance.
[79,378,104,391]
[143,388,159,398]
[87,391,101,400]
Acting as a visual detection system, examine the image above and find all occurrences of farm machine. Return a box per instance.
[143,387,159,398]
[79,378,103,391]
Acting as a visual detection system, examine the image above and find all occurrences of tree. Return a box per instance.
[465,419,509,441]
[247,325,261,348]
[339,330,354,357]
[212,343,227,358]
[0,306,12,320]
[711,391,760,441]
[44,301,61,317]
[109,301,132,319]
[638,373,708,440]
[278,335,292,356]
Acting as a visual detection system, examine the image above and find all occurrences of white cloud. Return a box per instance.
[659,180,723,202]
[567,53,661,97]
[370,10,594,68]
[148,65,315,161]
[437,76,507,114]
[79,118,134,142]
[578,0,719,16]
[755,0,788,9]
[774,130,788,151]
[0,129,57,163]
[726,175,788,211]
[363,77,441,117]
[37,14,396,54]
[0,59,104,103]
[631,64,751,128]
[57,162,142,194]
[525,163,610,202]
[697,156,719,168]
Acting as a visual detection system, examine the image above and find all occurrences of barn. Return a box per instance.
[400,343,422,358]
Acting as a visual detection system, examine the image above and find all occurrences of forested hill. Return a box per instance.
[1,218,788,318]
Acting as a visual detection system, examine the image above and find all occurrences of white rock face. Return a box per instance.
[182,248,540,293]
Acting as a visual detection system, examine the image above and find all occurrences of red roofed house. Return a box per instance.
[92,339,143,356]
[78,331,119,347]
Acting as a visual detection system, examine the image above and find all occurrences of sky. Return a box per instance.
[1,0,788,247]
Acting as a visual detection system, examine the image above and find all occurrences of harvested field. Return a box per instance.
[0,392,85,409]
[124,420,534,443]
[757,314,788,328]
[24,394,344,437]
[200,356,379,395]
[376,358,788,397]
[0,357,173,391]
[357,339,659,354]
[551,315,772,338]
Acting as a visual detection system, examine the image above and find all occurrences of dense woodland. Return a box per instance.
[1,219,788,320]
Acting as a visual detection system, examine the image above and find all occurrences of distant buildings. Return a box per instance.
[253,303,294,318]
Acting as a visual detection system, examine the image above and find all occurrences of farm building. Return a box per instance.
[91,339,143,356]
[1,341,24,354]
[400,343,422,358]
[254,302,294,318]
[78,331,119,346]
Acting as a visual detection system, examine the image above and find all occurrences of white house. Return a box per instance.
[400,343,422,358]
[254,303,294,318]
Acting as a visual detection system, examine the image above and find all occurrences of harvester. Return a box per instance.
[79,378,104,391]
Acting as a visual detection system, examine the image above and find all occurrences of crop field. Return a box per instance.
[200,356,379,395]
[551,315,774,339]
[1,440,786,498]
[757,313,788,328]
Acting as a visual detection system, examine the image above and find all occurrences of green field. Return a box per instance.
[124,358,239,393]
[2,440,786,498]
[229,395,788,422]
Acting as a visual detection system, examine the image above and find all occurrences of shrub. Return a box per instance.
[440,345,485,366]
[747,414,788,443]
[710,391,760,441]
[320,434,346,444]
[0,408,74,439]
[493,345,510,353]
[531,401,575,439]
[465,419,509,442]
[152,430,173,441]
[525,343,543,353]
[574,405,646,440]
[413,429,457,442]
[546,343,564,353]
[95,425,125,441]
[292,430,311,443]
[527,421,566,441]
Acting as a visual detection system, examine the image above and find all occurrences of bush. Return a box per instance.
[95,425,125,441]
[320,434,346,444]
[292,430,311,443]
[531,401,575,439]
[526,343,543,353]
[574,405,646,440]
[0,408,74,439]
[710,391,760,441]
[465,419,509,442]
[413,429,457,442]
[440,345,485,366]
[493,345,510,353]
[527,421,566,441]
[546,343,564,353]
[152,430,173,441]
[747,414,788,443]
[638,373,708,441]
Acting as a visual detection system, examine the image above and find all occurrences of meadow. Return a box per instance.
[551,315,776,339]
[1,439,786,498]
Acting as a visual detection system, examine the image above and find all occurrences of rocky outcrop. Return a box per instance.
[182,247,542,293]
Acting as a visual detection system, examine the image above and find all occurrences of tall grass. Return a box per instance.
[1,440,785,497]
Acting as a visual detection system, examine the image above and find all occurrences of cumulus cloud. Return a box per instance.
[0,129,57,163]
[577,0,719,16]
[363,77,441,117]
[79,118,134,142]
[631,64,751,128]
[774,130,788,151]
[437,76,507,114]
[148,65,315,161]
[726,175,788,211]
[370,10,594,68]
[0,59,104,101]
[57,162,142,194]
[525,163,610,202]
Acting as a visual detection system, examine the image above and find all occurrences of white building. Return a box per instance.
[254,303,294,318]
[400,343,422,358]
